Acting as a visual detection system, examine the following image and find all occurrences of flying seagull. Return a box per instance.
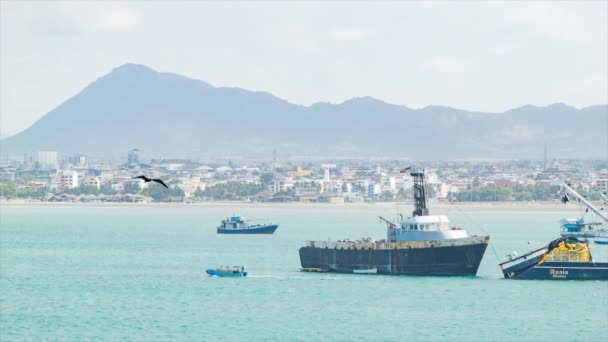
[132,175,169,189]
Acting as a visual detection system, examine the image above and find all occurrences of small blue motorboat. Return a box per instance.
[217,215,279,234]
[206,266,247,277]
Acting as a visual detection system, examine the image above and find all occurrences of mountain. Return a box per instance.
[2,63,607,160]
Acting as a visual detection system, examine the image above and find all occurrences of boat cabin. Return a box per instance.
[560,218,604,237]
[218,265,245,273]
[560,218,585,233]
[388,215,469,242]
[221,216,248,229]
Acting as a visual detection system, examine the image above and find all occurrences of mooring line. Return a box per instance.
[448,201,502,263]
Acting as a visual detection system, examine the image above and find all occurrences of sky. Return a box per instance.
[1,1,607,137]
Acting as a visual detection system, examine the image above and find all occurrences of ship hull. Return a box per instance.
[502,261,608,280]
[499,237,608,280]
[217,224,278,234]
[299,242,488,276]
[206,269,248,277]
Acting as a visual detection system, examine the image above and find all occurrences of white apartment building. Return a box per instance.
[178,176,201,198]
[596,178,608,192]
[60,171,79,189]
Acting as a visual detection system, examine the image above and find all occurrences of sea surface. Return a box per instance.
[1,204,607,341]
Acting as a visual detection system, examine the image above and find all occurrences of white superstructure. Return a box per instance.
[389,214,469,242]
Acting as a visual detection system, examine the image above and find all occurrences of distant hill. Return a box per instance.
[2,63,607,160]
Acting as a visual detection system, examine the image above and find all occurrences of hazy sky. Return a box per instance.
[1,1,607,137]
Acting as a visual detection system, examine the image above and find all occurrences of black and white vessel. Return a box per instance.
[299,169,490,276]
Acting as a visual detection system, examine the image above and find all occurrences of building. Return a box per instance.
[215,166,233,174]
[128,149,142,164]
[70,154,88,167]
[37,151,58,170]
[111,182,125,192]
[270,178,286,194]
[367,183,380,199]
[295,186,318,196]
[435,183,450,199]
[449,179,473,192]
[389,177,397,192]
[60,171,79,189]
[81,176,101,190]
[341,168,357,182]
[61,154,88,170]
[596,178,608,192]
[23,152,34,169]
[49,173,62,191]
[321,164,336,182]
[287,166,313,177]
[329,196,345,204]
[178,176,201,198]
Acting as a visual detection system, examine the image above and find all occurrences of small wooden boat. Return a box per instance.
[353,266,378,274]
[594,238,608,245]
[301,267,328,272]
[206,266,247,277]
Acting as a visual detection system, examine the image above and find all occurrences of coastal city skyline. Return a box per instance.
[1,146,607,203]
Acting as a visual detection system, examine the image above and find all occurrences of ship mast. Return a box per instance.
[411,170,429,217]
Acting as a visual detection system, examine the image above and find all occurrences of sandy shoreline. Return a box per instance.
[0,199,594,212]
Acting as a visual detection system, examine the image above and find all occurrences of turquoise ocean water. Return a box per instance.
[1,204,607,341]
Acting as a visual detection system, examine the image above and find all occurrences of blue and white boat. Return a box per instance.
[560,218,606,239]
[217,215,279,234]
[559,183,608,240]
[206,266,247,277]
[499,237,608,280]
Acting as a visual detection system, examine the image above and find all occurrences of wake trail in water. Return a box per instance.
[246,274,342,280]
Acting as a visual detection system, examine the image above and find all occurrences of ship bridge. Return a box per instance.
[389,214,469,242]
[401,215,450,231]
[385,169,469,242]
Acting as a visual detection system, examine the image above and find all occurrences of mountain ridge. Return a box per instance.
[2,63,607,160]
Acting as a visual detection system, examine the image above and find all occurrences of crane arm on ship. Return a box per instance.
[378,216,397,228]
[561,182,608,224]
[601,192,608,205]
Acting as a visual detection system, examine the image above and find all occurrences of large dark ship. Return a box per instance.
[299,169,490,276]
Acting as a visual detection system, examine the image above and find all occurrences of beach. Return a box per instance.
[0,199,590,212]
